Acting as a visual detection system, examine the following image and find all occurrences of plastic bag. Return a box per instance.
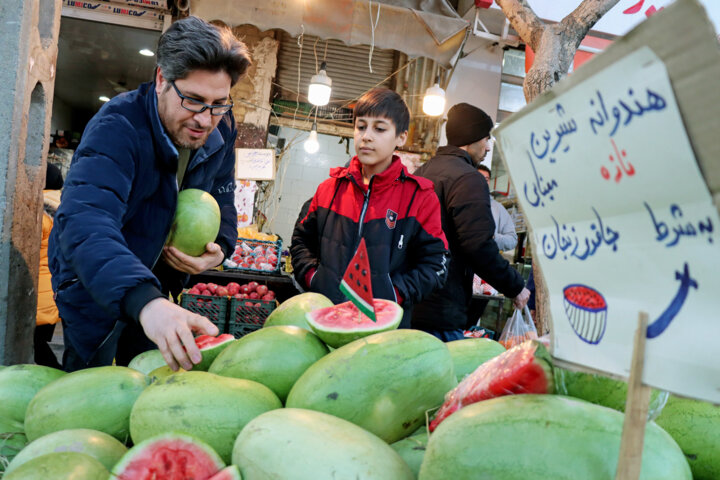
[498,306,537,349]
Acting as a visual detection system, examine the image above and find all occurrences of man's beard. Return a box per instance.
[168,122,211,149]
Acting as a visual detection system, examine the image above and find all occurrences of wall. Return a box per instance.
[261,126,354,245]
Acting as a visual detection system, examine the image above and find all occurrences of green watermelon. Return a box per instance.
[447,337,506,382]
[127,349,166,375]
[391,431,429,478]
[430,339,553,431]
[306,299,403,348]
[263,292,333,330]
[3,452,109,480]
[24,366,150,443]
[0,364,65,423]
[130,371,281,463]
[555,368,669,420]
[148,365,186,383]
[655,394,720,479]
[0,417,27,474]
[286,329,457,443]
[5,428,127,475]
[209,325,329,403]
[420,394,691,480]
[232,408,414,479]
[111,433,225,480]
[166,188,221,256]
[191,334,235,371]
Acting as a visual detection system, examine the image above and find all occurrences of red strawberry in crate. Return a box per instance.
[249,292,259,299]
[206,283,218,294]
[201,289,212,296]
[261,293,274,301]
[233,293,242,300]
[256,285,268,296]
[216,286,229,297]
[267,254,278,264]
[239,293,249,299]
[240,284,251,294]
[227,282,240,296]
[195,283,207,291]
[247,281,259,292]
[187,287,201,295]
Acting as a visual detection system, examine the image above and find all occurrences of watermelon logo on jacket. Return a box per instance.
[385,209,397,230]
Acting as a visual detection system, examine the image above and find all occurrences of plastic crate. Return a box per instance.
[227,297,278,338]
[180,292,229,334]
[225,236,283,275]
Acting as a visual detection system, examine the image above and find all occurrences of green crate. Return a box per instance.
[180,292,229,334]
[227,297,278,338]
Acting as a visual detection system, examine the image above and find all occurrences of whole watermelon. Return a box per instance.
[447,337,506,382]
[3,452,108,480]
[286,329,457,443]
[0,364,65,423]
[263,292,333,330]
[166,188,221,256]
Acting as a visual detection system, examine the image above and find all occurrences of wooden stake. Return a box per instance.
[615,312,652,480]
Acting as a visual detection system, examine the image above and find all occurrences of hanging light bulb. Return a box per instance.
[308,61,332,106]
[423,82,446,117]
[304,122,320,154]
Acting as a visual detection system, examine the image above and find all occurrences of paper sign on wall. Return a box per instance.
[495,46,720,403]
[236,148,275,181]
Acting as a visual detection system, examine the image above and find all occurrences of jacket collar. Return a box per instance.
[436,145,475,168]
[330,155,407,191]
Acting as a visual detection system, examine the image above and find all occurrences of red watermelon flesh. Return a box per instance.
[192,334,235,371]
[111,433,225,480]
[195,334,234,349]
[429,340,553,431]
[306,299,403,348]
[208,465,242,480]
[339,238,376,321]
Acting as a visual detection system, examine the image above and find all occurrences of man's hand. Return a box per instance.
[139,297,219,371]
[162,242,224,275]
[512,287,531,310]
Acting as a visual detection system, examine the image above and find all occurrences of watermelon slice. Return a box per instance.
[429,340,554,431]
[305,299,402,348]
[192,334,235,371]
[339,238,376,321]
[208,465,242,480]
[111,433,225,480]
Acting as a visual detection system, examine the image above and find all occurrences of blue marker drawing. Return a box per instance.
[646,262,698,339]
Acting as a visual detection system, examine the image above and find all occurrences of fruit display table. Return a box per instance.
[189,269,300,304]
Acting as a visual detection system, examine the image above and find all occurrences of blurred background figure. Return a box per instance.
[477,164,517,252]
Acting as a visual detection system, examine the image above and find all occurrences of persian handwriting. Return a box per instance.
[523,151,558,208]
[589,88,667,137]
[541,207,620,261]
[644,202,715,247]
[600,138,636,183]
[528,104,578,163]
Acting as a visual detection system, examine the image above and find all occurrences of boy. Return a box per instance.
[291,88,449,327]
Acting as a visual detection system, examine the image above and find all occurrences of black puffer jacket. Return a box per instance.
[412,145,525,331]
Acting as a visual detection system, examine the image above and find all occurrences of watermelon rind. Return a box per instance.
[447,338,506,382]
[24,366,150,443]
[263,292,333,330]
[419,394,691,480]
[4,428,127,475]
[192,334,236,371]
[127,350,166,375]
[391,431,429,478]
[339,279,376,321]
[3,452,109,480]
[209,465,242,480]
[232,408,414,480]
[111,432,225,479]
[305,299,403,348]
[0,417,27,473]
[0,364,66,423]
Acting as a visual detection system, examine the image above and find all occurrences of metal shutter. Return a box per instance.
[275,31,397,107]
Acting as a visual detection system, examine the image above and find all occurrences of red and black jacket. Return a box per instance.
[291,156,449,327]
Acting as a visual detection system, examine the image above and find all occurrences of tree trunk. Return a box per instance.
[493,0,620,335]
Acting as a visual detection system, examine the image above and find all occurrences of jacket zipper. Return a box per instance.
[356,176,374,238]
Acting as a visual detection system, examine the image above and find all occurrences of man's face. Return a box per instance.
[156,68,232,149]
[479,169,491,183]
[465,136,492,167]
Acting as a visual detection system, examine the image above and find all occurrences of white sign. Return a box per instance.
[236,148,275,181]
[495,47,720,403]
[491,0,720,38]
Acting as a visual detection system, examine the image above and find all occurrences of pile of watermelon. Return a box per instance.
[0,292,704,479]
[186,281,275,301]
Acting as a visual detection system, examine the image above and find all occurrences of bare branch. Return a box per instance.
[560,0,621,47]
[495,0,545,50]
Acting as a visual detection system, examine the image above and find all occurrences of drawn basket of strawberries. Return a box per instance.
[226,237,283,274]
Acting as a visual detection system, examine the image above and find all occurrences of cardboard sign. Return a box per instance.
[235,148,275,181]
[495,0,720,403]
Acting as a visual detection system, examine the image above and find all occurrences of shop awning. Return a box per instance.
[190,0,469,66]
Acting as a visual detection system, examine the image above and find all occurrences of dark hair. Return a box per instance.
[354,88,410,134]
[477,164,491,176]
[45,162,64,190]
[157,16,251,86]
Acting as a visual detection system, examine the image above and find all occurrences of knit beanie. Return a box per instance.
[445,103,493,147]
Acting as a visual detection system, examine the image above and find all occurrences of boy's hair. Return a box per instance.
[354,88,410,134]
[477,164,491,176]
[157,16,251,87]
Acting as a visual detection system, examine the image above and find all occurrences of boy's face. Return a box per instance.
[354,116,408,170]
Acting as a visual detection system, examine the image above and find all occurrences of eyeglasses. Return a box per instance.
[170,81,234,116]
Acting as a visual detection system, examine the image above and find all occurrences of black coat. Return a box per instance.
[412,145,525,331]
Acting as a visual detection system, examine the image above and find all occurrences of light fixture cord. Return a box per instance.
[368,1,381,74]
[293,24,305,127]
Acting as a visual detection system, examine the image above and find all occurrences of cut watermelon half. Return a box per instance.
[339,237,376,321]
[193,334,235,371]
[111,433,225,480]
[429,340,554,432]
[208,465,242,480]
[305,299,402,348]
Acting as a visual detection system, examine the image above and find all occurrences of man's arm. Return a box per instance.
[290,197,320,289]
[492,200,518,251]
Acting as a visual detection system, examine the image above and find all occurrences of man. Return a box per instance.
[478,164,518,252]
[412,103,530,341]
[48,17,251,372]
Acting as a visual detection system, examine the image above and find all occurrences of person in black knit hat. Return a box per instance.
[412,103,529,341]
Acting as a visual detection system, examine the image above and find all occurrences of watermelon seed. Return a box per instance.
[349,273,354,280]
[362,269,367,276]
[363,285,368,292]
[355,263,360,270]
[356,280,361,287]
